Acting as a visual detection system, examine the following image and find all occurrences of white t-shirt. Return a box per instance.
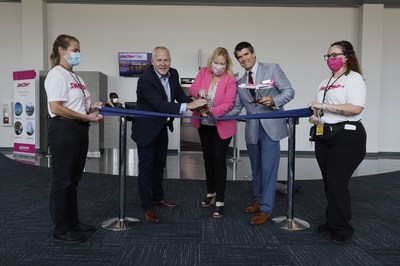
[315,70,367,124]
[45,65,91,118]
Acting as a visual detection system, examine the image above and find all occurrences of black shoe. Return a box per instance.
[212,205,224,218]
[316,223,333,234]
[201,196,216,208]
[70,222,96,233]
[331,233,352,244]
[53,230,87,244]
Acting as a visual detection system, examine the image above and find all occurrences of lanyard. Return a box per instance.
[59,64,89,113]
[319,73,344,117]
[322,73,344,103]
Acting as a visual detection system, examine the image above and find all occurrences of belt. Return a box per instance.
[49,116,90,127]
[325,120,361,126]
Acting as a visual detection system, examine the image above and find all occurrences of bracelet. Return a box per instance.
[322,103,327,111]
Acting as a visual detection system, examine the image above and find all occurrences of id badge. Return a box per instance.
[316,123,324,136]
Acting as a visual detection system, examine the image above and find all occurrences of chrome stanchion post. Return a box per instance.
[231,133,237,181]
[273,117,309,231]
[228,123,240,180]
[102,116,140,230]
[233,130,240,181]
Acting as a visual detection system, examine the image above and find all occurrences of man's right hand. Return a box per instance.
[187,98,207,110]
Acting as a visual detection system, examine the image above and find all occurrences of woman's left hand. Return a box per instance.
[308,101,322,111]
[87,112,103,123]
[91,102,103,112]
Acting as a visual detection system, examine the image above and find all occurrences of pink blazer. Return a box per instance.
[189,67,237,139]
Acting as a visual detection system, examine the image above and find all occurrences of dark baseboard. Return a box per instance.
[1,147,399,159]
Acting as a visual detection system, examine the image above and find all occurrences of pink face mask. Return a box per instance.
[211,63,226,76]
[327,57,345,72]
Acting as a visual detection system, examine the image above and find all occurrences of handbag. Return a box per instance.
[309,123,344,142]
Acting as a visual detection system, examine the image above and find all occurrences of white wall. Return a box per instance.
[0,3,22,145]
[380,8,400,152]
[0,2,399,154]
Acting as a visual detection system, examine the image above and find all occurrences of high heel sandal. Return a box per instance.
[212,202,224,218]
[201,195,215,208]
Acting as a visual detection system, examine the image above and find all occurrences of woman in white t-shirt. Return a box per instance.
[45,34,103,244]
[308,40,367,244]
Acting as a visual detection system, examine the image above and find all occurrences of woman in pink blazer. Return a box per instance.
[189,47,237,218]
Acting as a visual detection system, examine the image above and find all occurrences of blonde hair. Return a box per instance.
[49,34,79,68]
[207,47,233,75]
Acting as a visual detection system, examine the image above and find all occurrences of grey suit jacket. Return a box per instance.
[227,62,295,144]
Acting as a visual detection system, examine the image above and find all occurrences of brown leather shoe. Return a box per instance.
[143,210,160,223]
[244,200,260,213]
[154,199,176,208]
[249,211,271,225]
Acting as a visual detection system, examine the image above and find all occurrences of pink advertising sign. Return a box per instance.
[13,70,37,156]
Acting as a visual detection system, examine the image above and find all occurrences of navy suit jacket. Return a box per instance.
[131,66,191,147]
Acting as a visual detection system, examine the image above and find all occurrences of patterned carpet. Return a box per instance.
[0,152,399,265]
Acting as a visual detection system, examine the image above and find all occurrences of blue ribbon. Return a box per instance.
[99,106,312,120]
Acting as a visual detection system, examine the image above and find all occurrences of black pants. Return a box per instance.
[137,125,168,211]
[48,117,89,236]
[315,122,366,237]
[198,124,232,203]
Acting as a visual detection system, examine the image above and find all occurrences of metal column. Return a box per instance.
[227,122,240,181]
[102,116,140,230]
[272,117,310,231]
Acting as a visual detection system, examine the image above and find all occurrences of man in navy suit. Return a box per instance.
[131,46,206,223]
[227,42,295,225]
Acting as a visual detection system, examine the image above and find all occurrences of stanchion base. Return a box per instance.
[227,158,240,169]
[227,158,241,163]
[102,217,141,231]
[272,216,310,231]
[243,175,252,181]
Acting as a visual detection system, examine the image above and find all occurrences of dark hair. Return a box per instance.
[50,34,79,68]
[234,41,255,58]
[109,92,118,98]
[330,40,362,76]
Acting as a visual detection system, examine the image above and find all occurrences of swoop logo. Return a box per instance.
[70,83,86,90]
[18,145,30,151]
[119,53,148,60]
[17,82,30,88]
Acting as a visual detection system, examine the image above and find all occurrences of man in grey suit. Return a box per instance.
[228,42,295,225]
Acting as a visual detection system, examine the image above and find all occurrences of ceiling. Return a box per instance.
[1,0,399,7]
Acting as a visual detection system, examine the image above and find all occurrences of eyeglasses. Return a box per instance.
[323,53,344,60]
